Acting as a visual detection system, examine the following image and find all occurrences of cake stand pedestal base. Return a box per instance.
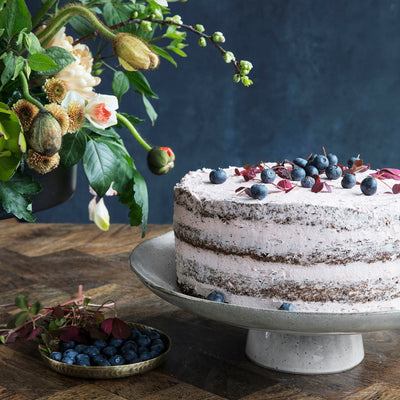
[245,330,364,374]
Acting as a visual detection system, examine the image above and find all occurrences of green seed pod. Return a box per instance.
[147,146,175,175]
[112,33,159,71]
[27,110,62,157]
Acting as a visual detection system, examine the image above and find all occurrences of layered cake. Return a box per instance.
[173,160,400,312]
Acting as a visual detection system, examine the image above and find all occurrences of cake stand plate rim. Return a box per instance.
[129,231,400,334]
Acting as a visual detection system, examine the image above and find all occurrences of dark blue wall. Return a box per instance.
[32,0,400,224]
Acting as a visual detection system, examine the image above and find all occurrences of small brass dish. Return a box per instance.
[39,322,171,379]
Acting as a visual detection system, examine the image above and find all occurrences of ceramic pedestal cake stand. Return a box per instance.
[129,232,400,374]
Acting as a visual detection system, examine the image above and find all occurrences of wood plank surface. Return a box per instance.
[1,222,400,400]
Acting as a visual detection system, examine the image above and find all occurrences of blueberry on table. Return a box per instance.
[261,168,276,183]
[49,351,62,361]
[305,164,319,177]
[279,302,297,311]
[301,176,315,188]
[293,157,308,168]
[347,156,358,168]
[206,291,225,303]
[291,167,306,181]
[250,184,268,200]
[360,176,377,196]
[209,168,227,184]
[109,337,124,348]
[61,356,74,365]
[75,353,91,366]
[83,345,100,357]
[325,165,342,180]
[341,173,356,189]
[63,349,78,361]
[312,155,329,171]
[327,153,338,166]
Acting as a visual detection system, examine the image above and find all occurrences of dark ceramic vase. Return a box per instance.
[0,165,77,219]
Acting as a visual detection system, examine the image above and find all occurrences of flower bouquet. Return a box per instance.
[0,0,252,234]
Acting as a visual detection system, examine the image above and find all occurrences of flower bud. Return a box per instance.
[112,33,160,71]
[233,73,241,83]
[241,76,253,87]
[147,146,175,175]
[198,37,207,47]
[194,24,205,33]
[27,110,63,157]
[223,51,235,63]
[212,31,225,43]
[240,60,253,75]
[140,20,152,32]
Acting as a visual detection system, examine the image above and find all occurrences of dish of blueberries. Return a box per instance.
[39,323,171,379]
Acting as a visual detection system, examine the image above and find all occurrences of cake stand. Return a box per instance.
[129,232,400,374]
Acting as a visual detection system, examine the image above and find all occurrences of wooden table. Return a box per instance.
[1,222,400,400]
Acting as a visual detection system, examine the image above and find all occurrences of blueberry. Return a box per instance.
[123,349,139,363]
[341,173,356,189]
[249,184,268,200]
[279,302,297,311]
[291,167,306,181]
[75,353,91,366]
[293,157,308,168]
[121,340,138,354]
[347,156,358,168]
[63,349,78,361]
[93,339,107,349]
[148,330,161,340]
[109,354,125,366]
[139,352,153,361]
[92,354,111,366]
[325,165,342,180]
[136,335,151,347]
[74,344,87,353]
[360,177,377,196]
[307,154,318,164]
[327,153,338,166]
[108,337,124,348]
[151,343,165,354]
[49,351,62,361]
[209,168,227,184]
[83,345,100,357]
[102,345,117,357]
[260,168,276,183]
[61,356,74,365]
[129,328,141,340]
[312,155,329,171]
[206,291,225,303]
[59,340,75,352]
[304,164,319,177]
[301,176,315,188]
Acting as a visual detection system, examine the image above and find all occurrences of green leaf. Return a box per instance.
[82,139,119,197]
[142,94,158,125]
[151,45,177,67]
[103,3,135,33]
[29,301,43,315]
[115,113,144,129]
[82,121,120,139]
[0,171,41,221]
[14,311,29,327]
[12,56,25,81]
[24,32,43,55]
[1,52,16,89]
[37,47,75,76]
[0,0,31,41]
[69,15,96,36]
[131,167,148,236]
[167,46,187,57]
[59,130,87,168]
[28,53,58,72]
[112,71,130,101]
[15,295,29,310]
[125,71,158,99]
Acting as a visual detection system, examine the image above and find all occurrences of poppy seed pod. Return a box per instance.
[147,146,175,175]
[112,33,160,71]
[27,110,63,157]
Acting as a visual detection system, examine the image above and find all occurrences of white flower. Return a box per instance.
[61,91,119,130]
[88,197,110,231]
[154,0,168,6]
[85,94,118,129]
[88,184,117,231]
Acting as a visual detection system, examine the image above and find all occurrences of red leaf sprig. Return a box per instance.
[311,175,332,193]
[235,164,265,181]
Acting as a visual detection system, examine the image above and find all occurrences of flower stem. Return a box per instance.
[116,113,152,152]
[37,4,116,47]
[19,71,44,110]
[31,0,58,29]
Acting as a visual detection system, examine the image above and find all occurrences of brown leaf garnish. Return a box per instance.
[370,168,400,181]
[274,179,296,193]
[311,181,332,193]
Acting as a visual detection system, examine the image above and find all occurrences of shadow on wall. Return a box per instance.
[34,0,400,224]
